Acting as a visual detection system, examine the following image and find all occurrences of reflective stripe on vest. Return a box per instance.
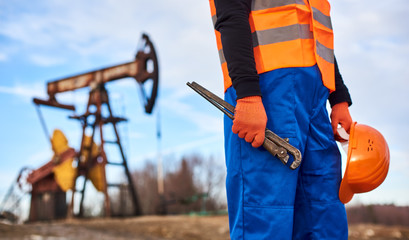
[209,0,335,92]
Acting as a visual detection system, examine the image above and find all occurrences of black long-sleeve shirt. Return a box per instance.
[214,0,352,107]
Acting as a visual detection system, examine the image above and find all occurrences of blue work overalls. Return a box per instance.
[224,65,348,239]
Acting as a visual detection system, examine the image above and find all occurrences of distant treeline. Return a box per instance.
[107,154,227,216]
[347,204,409,226]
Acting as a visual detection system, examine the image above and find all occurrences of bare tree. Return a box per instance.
[132,161,160,215]
[127,154,227,215]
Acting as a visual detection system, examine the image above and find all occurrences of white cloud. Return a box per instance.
[0,0,222,89]
[28,54,65,67]
[159,88,224,135]
[389,148,409,174]
[0,83,45,102]
[0,53,7,61]
[128,131,145,140]
[331,1,409,147]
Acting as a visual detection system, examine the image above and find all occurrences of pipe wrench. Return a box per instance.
[187,81,302,170]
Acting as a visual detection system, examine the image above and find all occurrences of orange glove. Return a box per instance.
[232,96,267,148]
[330,102,353,141]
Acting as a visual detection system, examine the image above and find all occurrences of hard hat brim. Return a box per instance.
[338,122,357,204]
[339,175,354,204]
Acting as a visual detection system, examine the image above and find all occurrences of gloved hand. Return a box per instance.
[330,101,353,141]
[232,96,267,148]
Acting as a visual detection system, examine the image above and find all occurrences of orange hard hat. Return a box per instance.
[339,122,390,204]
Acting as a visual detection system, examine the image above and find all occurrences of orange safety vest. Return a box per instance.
[209,0,335,92]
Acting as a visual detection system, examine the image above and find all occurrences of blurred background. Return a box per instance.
[0,0,408,238]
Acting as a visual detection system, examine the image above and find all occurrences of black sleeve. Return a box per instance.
[328,57,353,107]
[214,0,261,99]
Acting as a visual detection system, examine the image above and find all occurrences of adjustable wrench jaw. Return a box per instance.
[263,137,289,165]
[263,130,302,169]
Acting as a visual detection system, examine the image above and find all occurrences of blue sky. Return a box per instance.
[0,0,408,213]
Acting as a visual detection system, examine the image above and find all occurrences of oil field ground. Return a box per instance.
[1,215,409,240]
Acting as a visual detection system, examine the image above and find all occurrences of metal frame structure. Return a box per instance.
[32,34,159,218]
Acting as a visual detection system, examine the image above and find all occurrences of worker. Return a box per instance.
[209,0,353,239]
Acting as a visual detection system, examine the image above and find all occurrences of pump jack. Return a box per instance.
[32,34,159,218]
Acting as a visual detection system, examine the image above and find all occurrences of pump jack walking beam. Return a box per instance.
[187,81,302,170]
[33,34,158,114]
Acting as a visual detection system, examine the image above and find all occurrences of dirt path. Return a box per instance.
[1,215,409,240]
[0,215,229,240]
